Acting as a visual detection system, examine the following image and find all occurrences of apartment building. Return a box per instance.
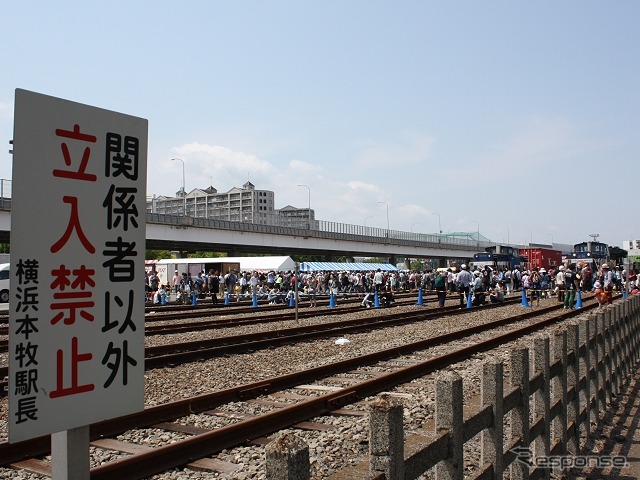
[147,181,316,228]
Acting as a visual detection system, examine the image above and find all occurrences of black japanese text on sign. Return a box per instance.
[9,89,147,443]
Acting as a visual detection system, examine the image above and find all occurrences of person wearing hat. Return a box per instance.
[563,264,578,309]
[555,266,566,303]
[539,268,551,298]
[601,263,614,305]
[455,264,473,306]
[594,280,604,308]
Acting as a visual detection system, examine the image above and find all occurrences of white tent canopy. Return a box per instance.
[234,256,296,272]
[155,255,296,272]
[299,262,397,272]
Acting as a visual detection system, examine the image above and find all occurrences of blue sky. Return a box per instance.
[1,1,637,248]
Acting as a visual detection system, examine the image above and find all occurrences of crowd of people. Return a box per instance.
[452,261,635,310]
[144,262,638,308]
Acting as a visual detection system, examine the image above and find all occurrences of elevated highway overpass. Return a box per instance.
[0,209,489,262]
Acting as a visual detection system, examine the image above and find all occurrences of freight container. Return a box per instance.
[519,247,562,270]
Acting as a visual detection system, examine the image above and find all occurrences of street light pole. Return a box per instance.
[171,158,186,216]
[378,201,389,239]
[431,212,442,233]
[545,233,554,246]
[470,220,479,248]
[499,225,510,245]
[298,184,310,229]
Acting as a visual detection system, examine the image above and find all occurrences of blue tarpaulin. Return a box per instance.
[299,262,398,272]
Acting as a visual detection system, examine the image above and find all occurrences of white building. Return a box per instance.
[147,181,316,228]
[623,240,640,258]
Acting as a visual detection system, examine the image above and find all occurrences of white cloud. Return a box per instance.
[288,159,322,174]
[346,180,382,194]
[159,142,279,194]
[397,203,429,217]
[175,142,270,173]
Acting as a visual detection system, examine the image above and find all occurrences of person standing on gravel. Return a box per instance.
[373,268,384,292]
[455,264,473,306]
[447,268,456,294]
[503,267,513,295]
[556,266,566,303]
[434,270,447,307]
[563,264,578,309]
[601,263,614,305]
[208,270,220,303]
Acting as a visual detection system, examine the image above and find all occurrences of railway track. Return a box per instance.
[0,291,428,350]
[0,290,426,335]
[0,296,522,395]
[0,297,601,479]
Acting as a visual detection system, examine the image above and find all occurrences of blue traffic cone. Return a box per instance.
[252,292,258,307]
[467,290,474,309]
[289,293,295,307]
[374,291,380,308]
[416,288,424,306]
[161,293,166,305]
[328,292,336,308]
[521,289,531,307]
[224,291,229,305]
[576,290,583,309]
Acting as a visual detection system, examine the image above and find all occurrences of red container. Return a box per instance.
[519,247,562,270]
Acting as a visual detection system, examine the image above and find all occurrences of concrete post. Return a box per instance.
[436,371,463,480]
[552,330,568,461]
[481,360,504,479]
[51,425,90,480]
[596,313,606,411]
[612,304,622,396]
[578,319,591,445]
[628,299,637,366]
[566,323,580,455]
[510,346,530,480]
[604,308,614,403]
[621,302,629,368]
[265,433,310,480]
[533,336,551,480]
[588,315,599,424]
[369,394,405,480]
[633,297,640,365]
[620,304,629,381]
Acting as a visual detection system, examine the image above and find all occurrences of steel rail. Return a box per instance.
[1,298,522,381]
[143,296,428,334]
[142,290,427,319]
[143,298,522,366]
[0,299,596,471]
[90,301,600,479]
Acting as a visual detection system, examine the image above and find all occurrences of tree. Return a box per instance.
[146,249,171,260]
